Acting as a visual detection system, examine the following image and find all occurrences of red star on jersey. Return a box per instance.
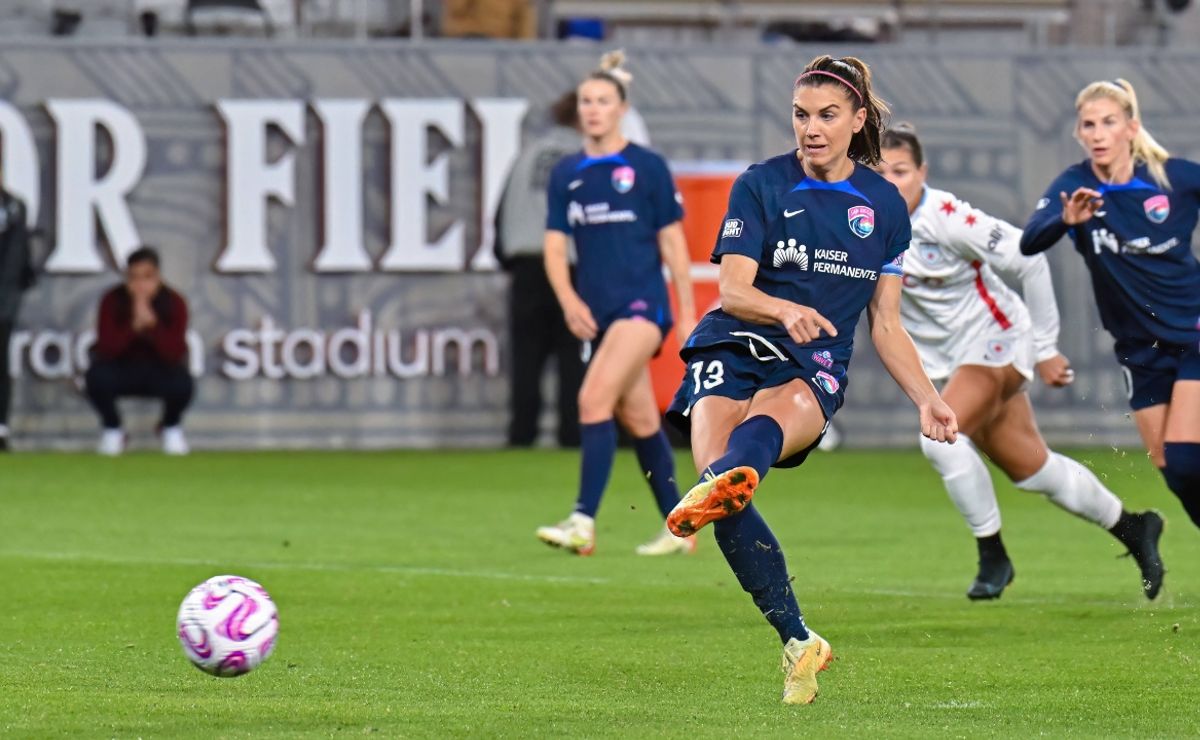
[940,200,957,215]
[964,213,977,227]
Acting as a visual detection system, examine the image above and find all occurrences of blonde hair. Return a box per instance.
[584,49,633,101]
[1075,78,1171,189]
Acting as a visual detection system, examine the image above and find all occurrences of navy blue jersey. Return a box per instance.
[683,152,911,369]
[1021,158,1200,345]
[546,142,683,328]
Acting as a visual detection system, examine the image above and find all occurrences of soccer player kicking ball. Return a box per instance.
[1023,79,1200,535]
[875,123,1164,601]
[663,55,956,705]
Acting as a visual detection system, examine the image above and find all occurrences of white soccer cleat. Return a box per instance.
[781,631,834,705]
[162,426,190,456]
[536,512,596,556]
[635,525,697,556]
[97,429,126,457]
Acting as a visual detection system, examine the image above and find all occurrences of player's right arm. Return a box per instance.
[718,254,835,343]
[1020,170,1096,255]
[714,172,835,343]
[544,160,597,340]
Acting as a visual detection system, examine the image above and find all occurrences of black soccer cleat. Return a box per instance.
[1124,511,1166,600]
[966,557,1015,601]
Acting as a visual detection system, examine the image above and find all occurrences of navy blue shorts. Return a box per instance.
[665,340,846,468]
[587,299,674,361]
[1115,337,1200,411]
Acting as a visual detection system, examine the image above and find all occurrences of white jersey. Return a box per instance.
[901,186,1060,380]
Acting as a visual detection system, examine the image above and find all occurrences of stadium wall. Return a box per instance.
[4,40,1198,449]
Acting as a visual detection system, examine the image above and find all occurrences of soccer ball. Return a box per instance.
[177,574,279,677]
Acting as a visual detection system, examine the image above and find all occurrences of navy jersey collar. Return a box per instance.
[576,144,633,171]
[788,155,872,204]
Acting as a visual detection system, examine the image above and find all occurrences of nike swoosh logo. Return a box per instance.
[784,208,805,218]
[568,179,584,190]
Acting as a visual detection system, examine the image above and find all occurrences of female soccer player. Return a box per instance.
[1021,79,1200,531]
[662,55,956,705]
[536,52,697,557]
[877,124,1164,601]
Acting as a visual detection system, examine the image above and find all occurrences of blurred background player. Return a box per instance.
[535,51,697,557]
[495,90,585,449]
[663,56,957,705]
[1022,79,1200,531]
[877,124,1165,601]
[0,180,34,452]
[85,247,193,456]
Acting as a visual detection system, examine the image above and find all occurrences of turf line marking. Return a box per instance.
[0,550,610,586]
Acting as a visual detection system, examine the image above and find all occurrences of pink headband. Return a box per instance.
[795,70,863,103]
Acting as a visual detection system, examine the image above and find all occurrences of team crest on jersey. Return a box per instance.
[847,206,875,238]
[1143,194,1170,224]
[611,166,636,194]
[811,350,834,369]
[813,370,840,394]
[918,243,943,264]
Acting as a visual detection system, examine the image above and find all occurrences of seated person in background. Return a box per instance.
[441,0,536,39]
[85,246,193,456]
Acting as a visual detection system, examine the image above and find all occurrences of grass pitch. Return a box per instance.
[2,448,1198,738]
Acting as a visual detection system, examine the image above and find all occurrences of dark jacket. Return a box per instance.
[95,285,189,366]
[0,188,33,322]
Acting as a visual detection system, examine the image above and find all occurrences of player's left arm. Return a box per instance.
[950,203,1072,387]
[868,275,958,443]
[657,221,696,343]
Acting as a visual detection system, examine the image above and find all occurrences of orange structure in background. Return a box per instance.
[649,171,739,413]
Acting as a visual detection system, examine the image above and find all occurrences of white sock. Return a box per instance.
[1014,452,1122,529]
[0,424,8,437]
[920,434,1000,537]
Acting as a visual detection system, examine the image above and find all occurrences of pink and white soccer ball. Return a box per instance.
[177,575,279,677]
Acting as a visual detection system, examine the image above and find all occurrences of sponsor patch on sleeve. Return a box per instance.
[722,218,743,239]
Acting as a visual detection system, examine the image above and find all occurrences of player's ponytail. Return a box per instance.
[795,55,890,166]
[586,49,633,101]
[881,122,924,167]
[1075,78,1171,189]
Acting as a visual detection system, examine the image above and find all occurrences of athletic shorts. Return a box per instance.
[1114,337,1200,411]
[665,341,843,468]
[584,299,674,362]
[915,323,1034,383]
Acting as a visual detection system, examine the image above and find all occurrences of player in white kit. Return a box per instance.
[877,124,1164,601]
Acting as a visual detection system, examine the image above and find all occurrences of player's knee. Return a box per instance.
[617,407,659,438]
[577,382,616,422]
[919,433,982,478]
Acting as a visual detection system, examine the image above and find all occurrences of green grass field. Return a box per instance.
[2,448,1198,738]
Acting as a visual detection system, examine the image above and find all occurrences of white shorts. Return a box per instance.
[915,325,1034,383]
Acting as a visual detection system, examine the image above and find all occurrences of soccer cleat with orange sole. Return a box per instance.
[665,466,759,537]
[781,631,834,705]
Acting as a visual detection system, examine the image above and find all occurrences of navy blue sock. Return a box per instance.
[634,429,681,518]
[1162,442,1200,528]
[574,420,618,518]
[704,415,784,481]
[705,415,807,643]
[714,505,809,644]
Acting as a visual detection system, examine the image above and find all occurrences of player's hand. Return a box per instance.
[919,397,959,444]
[1036,353,1075,387]
[1059,187,1103,225]
[778,303,837,344]
[131,297,157,332]
[674,315,697,347]
[562,297,598,341]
